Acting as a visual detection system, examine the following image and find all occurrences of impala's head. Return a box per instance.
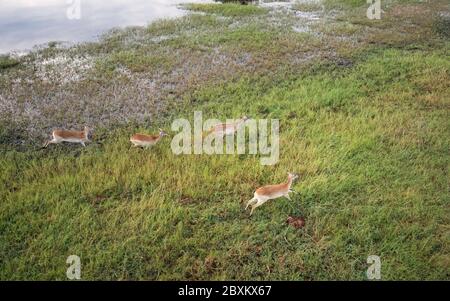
[288,172,299,181]
[84,126,91,139]
[159,128,168,137]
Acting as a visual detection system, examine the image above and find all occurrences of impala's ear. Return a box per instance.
[159,128,167,136]
[288,172,299,179]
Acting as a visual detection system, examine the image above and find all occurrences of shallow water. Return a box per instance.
[0,0,212,54]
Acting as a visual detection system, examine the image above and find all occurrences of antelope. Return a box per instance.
[130,129,167,148]
[43,126,91,148]
[245,173,299,216]
[203,115,249,138]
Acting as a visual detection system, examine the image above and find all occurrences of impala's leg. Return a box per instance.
[250,199,264,216]
[43,138,58,148]
[284,193,292,200]
[245,197,256,210]
[81,141,86,147]
[216,132,225,139]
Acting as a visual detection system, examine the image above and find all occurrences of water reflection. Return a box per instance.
[0,0,212,54]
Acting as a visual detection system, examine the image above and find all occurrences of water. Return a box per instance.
[0,0,212,54]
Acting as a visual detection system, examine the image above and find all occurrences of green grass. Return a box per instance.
[102,50,175,73]
[184,3,267,17]
[0,1,449,280]
[0,55,20,70]
[323,0,366,10]
[196,24,280,52]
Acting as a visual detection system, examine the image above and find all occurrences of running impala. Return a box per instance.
[245,173,299,216]
[43,126,91,148]
[130,129,167,148]
[203,115,249,138]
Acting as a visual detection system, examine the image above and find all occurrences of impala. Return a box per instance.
[130,129,167,148]
[245,173,299,216]
[43,126,90,148]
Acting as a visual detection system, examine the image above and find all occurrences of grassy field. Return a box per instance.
[0,1,449,280]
